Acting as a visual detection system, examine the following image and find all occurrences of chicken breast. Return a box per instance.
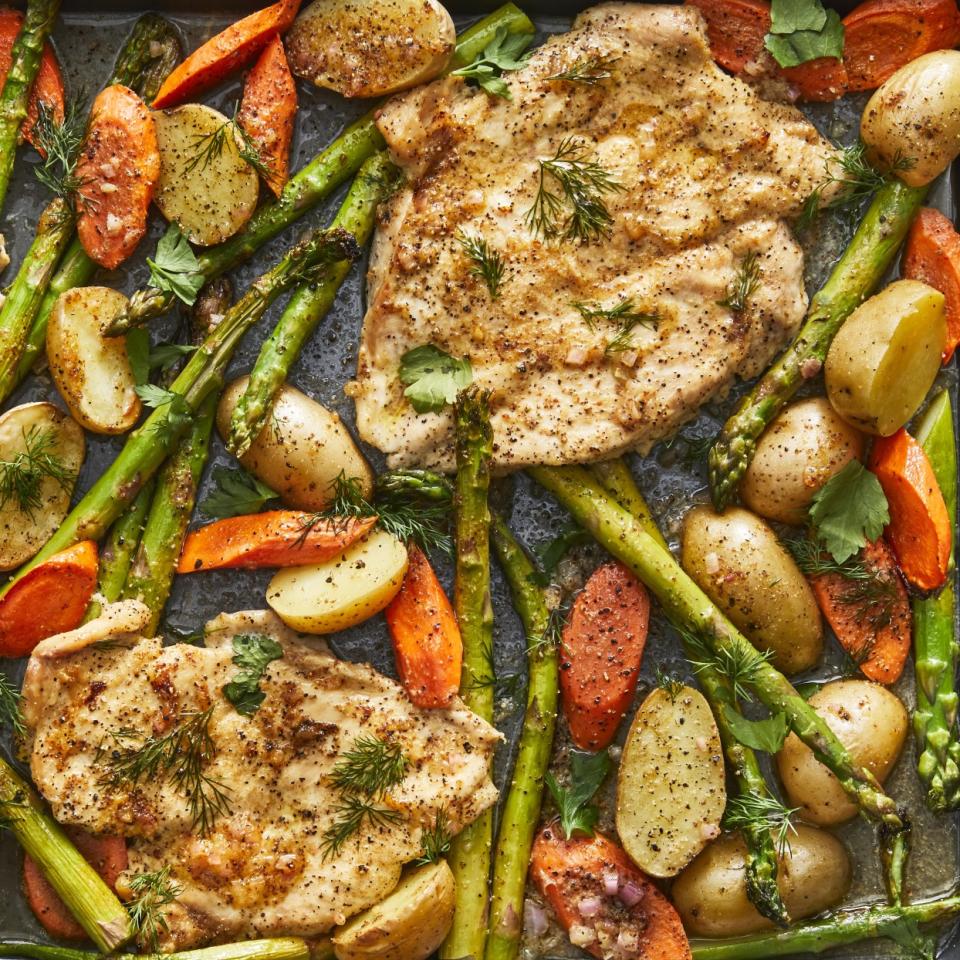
[351,3,838,471]
[22,603,499,950]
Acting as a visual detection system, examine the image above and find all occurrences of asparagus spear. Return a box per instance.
[486,513,559,960]
[708,180,927,510]
[0,0,61,215]
[590,460,789,925]
[227,151,397,457]
[0,758,132,952]
[0,938,313,960]
[0,226,358,597]
[912,390,960,812]
[442,386,495,960]
[107,4,536,335]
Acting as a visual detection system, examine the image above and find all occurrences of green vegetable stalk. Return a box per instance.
[708,180,927,509]
[442,386,495,960]
[0,938,312,960]
[486,513,559,960]
[912,390,960,811]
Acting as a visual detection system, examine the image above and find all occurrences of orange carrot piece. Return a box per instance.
[530,827,692,960]
[74,85,160,270]
[23,829,127,942]
[238,34,297,197]
[685,0,771,73]
[177,511,376,573]
[870,429,952,592]
[0,540,98,657]
[560,562,650,751]
[903,207,960,363]
[151,0,302,109]
[782,56,848,101]
[384,545,462,708]
[809,539,912,684]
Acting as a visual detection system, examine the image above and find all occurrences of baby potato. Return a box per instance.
[332,861,455,960]
[672,825,851,937]
[681,506,822,675]
[47,286,141,435]
[218,378,374,512]
[826,279,946,436]
[740,398,865,525]
[0,402,85,570]
[267,528,408,634]
[777,679,908,825]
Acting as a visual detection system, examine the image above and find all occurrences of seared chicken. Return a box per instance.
[351,3,838,470]
[22,603,499,950]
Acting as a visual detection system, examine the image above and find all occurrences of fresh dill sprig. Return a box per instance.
[0,674,25,738]
[457,231,506,299]
[0,426,75,518]
[724,793,798,858]
[655,665,685,702]
[33,98,89,200]
[98,708,231,835]
[525,137,622,243]
[0,794,28,831]
[685,627,773,702]
[182,103,269,179]
[717,252,760,313]
[547,54,620,85]
[414,808,453,865]
[330,735,409,796]
[321,795,404,860]
[573,298,658,333]
[126,866,183,953]
[605,312,660,355]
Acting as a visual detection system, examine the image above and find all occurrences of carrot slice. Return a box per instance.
[74,85,160,270]
[23,829,127,941]
[152,0,302,110]
[0,541,98,658]
[238,34,297,197]
[177,511,376,572]
[809,539,912,684]
[870,429,952,592]
[902,207,960,363]
[782,56,848,101]
[530,827,691,960]
[385,545,462,708]
[685,0,771,73]
[560,562,650,751]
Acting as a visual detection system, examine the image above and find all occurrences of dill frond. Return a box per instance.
[33,98,89,200]
[321,795,404,860]
[724,793,798,858]
[414,808,453,865]
[0,674,25,738]
[685,627,773,702]
[717,252,761,314]
[182,103,270,179]
[547,54,620,85]
[330,735,408,796]
[0,426,76,518]
[126,866,183,952]
[457,231,506,299]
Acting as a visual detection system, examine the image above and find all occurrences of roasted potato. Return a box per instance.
[267,528,408,634]
[671,825,851,937]
[47,286,141,435]
[0,402,85,570]
[862,50,960,187]
[740,398,865,526]
[217,378,373,512]
[777,679,908,825]
[681,506,823,674]
[332,861,455,960]
[153,104,259,246]
[616,685,726,878]
[826,279,946,436]
[287,0,456,98]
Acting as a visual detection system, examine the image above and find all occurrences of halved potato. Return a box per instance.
[616,685,726,878]
[153,104,259,246]
[332,861,455,960]
[267,528,408,633]
[0,402,85,570]
[47,286,141,435]
[287,0,455,98]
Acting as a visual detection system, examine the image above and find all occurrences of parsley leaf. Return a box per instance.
[147,223,205,306]
[545,749,611,839]
[126,328,196,386]
[136,383,192,441]
[764,0,844,68]
[531,525,590,586]
[222,633,283,716]
[201,466,278,520]
[451,26,533,99]
[398,345,473,414]
[721,706,789,753]
[809,460,889,564]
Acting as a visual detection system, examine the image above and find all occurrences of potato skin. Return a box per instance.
[740,398,865,526]
[217,378,373,512]
[681,506,822,674]
[671,825,851,937]
[777,679,908,825]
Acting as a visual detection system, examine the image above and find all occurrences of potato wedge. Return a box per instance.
[826,279,946,436]
[0,402,84,571]
[267,528,408,634]
[218,378,374,512]
[332,861,455,960]
[47,286,141,435]
[287,0,455,98]
[153,104,259,246]
[615,685,725,878]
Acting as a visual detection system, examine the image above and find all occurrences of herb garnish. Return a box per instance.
[457,231,506,299]
[721,706,790,753]
[764,0,844,68]
[125,329,196,386]
[182,103,270,179]
[223,634,283,716]
[717,252,761,313]
[0,673,24,738]
[0,426,75,518]
[573,299,659,350]
[33,98,88,200]
[547,54,620,85]
[399,344,473,414]
[135,384,193,444]
[126,866,183,953]
[687,628,774,702]
[724,793,798,858]
[531,524,591,586]
[201,465,278,519]
[808,460,889,564]
[147,223,205,306]
[450,26,532,99]
[414,808,453,865]
[545,749,611,839]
